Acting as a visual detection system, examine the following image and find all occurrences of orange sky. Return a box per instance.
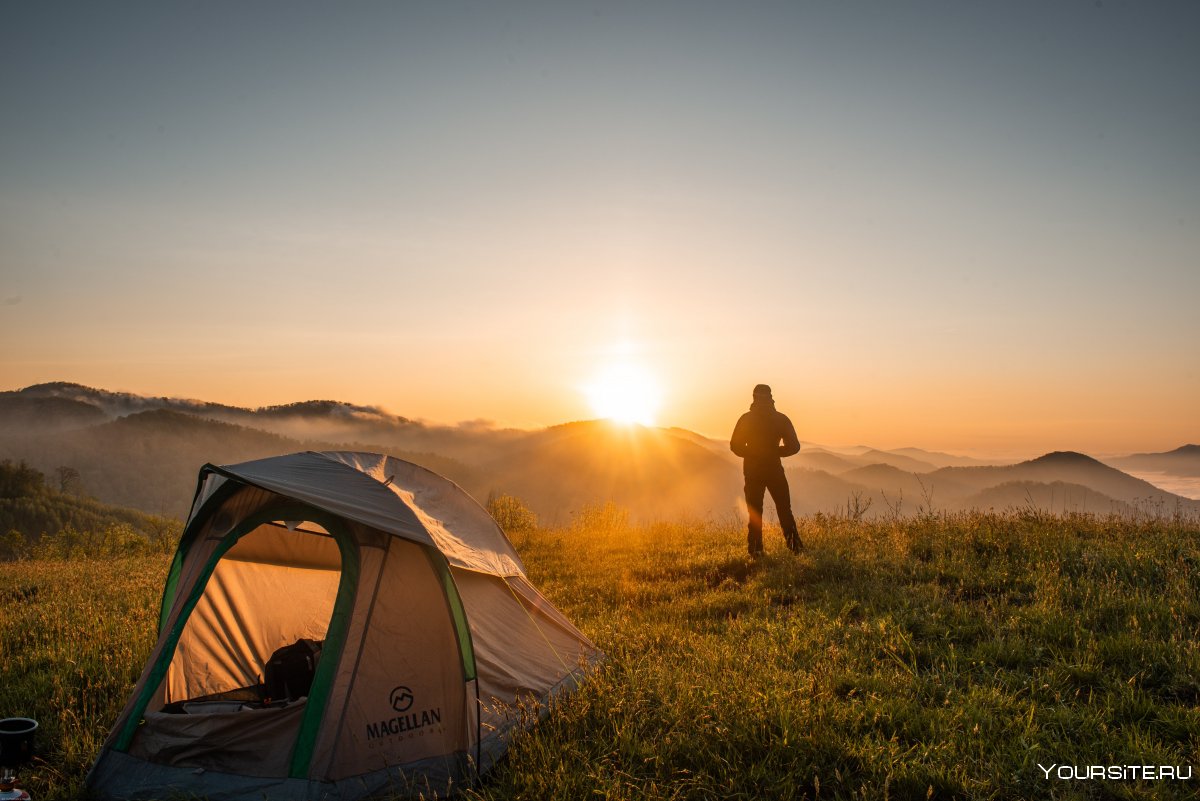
[5,335,1195,459]
[2,4,1197,458]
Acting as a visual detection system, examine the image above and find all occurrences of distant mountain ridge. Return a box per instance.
[888,447,997,468]
[1,382,410,428]
[1105,444,1200,478]
[930,451,1185,510]
[3,381,247,419]
[2,382,1197,521]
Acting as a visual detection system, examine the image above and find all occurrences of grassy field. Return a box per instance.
[1,510,1197,800]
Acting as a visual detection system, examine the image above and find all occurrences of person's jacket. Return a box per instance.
[730,401,801,472]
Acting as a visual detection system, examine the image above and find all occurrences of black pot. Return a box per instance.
[0,718,37,766]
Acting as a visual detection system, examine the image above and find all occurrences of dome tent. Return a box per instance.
[87,451,600,800]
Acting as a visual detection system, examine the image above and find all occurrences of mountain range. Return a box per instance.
[2,382,1196,523]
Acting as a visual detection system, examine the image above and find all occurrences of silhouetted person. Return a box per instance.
[730,384,802,556]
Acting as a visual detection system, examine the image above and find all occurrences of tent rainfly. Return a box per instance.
[87,451,600,799]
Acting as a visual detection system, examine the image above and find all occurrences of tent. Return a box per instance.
[87,451,600,799]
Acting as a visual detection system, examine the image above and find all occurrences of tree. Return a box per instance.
[56,465,82,495]
[0,460,44,499]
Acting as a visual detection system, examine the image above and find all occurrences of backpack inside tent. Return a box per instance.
[87,451,601,800]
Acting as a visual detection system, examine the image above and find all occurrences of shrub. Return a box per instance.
[486,492,539,533]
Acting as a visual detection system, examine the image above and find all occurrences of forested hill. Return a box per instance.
[0,459,178,558]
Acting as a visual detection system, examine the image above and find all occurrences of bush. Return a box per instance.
[486,492,539,533]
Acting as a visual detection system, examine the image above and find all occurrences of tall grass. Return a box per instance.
[1,511,1196,800]
[488,511,1199,800]
[0,556,166,793]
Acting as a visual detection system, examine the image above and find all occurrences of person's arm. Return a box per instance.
[730,415,750,457]
[778,415,801,457]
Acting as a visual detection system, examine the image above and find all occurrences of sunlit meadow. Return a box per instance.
[2,507,1198,800]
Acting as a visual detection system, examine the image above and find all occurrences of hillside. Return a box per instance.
[925,451,1200,512]
[481,420,740,524]
[887,447,1000,468]
[0,394,108,433]
[857,448,938,473]
[838,464,972,511]
[662,427,740,464]
[964,480,1130,515]
[0,410,480,519]
[784,453,1200,517]
[0,381,245,425]
[1016,452,1171,502]
[2,382,1197,521]
[0,410,304,516]
[782,468,879,517]
[0,460,178,557]
[791,449,863,474]
[791,447,990,478]
[1,381,525,463]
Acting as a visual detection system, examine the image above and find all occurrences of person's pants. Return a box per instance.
[745,466,800,554]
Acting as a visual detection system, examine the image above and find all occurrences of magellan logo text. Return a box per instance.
[366,686,442,742]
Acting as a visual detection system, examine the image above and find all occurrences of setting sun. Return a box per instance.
[584,362,663,426]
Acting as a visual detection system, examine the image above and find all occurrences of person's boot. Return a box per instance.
[784,516,803,553]
[748,528,763,558]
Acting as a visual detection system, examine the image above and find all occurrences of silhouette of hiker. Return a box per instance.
[730,384,802,556]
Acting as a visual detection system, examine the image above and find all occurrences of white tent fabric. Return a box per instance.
[87,451,600,800]
[220,451,525,575]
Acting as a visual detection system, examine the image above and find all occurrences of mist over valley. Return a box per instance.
[2,383,1196,530]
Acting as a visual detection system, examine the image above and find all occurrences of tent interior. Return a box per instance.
[124,513,353,777]
[163,517,343,709]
